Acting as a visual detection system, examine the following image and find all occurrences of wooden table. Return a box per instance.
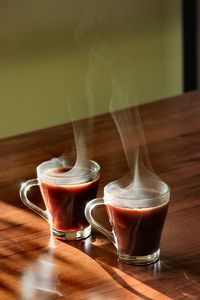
[0,91,200,299]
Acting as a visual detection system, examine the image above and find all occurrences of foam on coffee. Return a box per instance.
[38,158,95,186]
[45,166,92,185]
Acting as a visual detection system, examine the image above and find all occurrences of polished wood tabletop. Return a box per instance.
[0,91,200,299]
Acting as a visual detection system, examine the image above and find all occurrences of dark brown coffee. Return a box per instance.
[106,202,169,256]
[40,167,99,233]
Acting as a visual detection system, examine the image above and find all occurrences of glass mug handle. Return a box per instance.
[85,198,117,248]
[20,179,48,221]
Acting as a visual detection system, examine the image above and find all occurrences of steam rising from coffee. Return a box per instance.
[44,0,163,196]
[73,0,164,202]
[55,0,122,184]
[109,78,163,204]
[63,0,132,183]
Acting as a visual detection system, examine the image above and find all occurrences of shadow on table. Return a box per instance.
[64,231,200,300]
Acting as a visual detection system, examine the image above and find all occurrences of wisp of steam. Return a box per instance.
[110,77,164,207]
[42,1,164,197]
[42,0,135,186]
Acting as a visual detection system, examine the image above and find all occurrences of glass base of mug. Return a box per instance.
[52,225,91,241]
[118,249,160,265]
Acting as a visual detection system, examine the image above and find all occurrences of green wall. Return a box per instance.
[0,0,182,138]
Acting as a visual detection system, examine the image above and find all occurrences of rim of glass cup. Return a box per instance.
[103,180,170,207]
[37,158,100,185]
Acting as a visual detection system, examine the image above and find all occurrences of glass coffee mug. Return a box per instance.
[85,180,170,265]
[20,158,100,240]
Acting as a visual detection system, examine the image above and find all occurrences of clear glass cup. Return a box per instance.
[85,179,170,265]
[20,158,100,240]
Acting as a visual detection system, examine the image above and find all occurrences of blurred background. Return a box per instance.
[0,0,183,138]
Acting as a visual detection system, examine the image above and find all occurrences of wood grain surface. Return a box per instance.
[0,91,200,299]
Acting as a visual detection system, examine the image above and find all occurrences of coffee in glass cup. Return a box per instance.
[20,158,100,240]
[85,178,169,265]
